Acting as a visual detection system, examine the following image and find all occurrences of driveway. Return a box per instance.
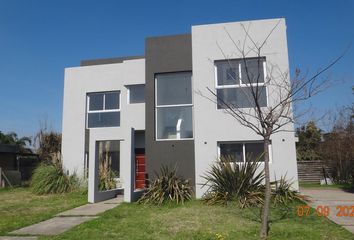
[301,188,354,234]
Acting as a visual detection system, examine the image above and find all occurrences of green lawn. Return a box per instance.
[40,201,354,240]
[0,187,87,235]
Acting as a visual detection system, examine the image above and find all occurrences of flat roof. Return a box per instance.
[80,55,144,66]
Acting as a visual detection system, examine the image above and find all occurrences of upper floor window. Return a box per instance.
[155,72,193,140]
[127,84,145,104]
[87,91,120,128]
[215,57,267,109]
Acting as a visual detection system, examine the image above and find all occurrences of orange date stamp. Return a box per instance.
[297,205,354,217]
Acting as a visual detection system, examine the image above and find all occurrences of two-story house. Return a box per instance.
[61,18,299,203]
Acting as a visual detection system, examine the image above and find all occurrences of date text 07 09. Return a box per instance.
[297,205,354,217]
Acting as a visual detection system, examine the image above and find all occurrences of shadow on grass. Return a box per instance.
[340,185,354,193]
[237,202,299,225]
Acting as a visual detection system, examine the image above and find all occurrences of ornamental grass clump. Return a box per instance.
[31,162,79,195]
[98,158,118,191]
[202,157,264,208]
[97,141,118,191]
[138,165,193,205]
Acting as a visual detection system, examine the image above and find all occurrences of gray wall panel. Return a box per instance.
[145,34,195,186]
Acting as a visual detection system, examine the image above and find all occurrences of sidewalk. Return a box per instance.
[301,188,354,234]
[0,196,123,240]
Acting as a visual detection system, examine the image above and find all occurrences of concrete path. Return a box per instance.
[10,217,97,236]
[57,196,123,216]
[301,188,354,234]
[6,196,123,237]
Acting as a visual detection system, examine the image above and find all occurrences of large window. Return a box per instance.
[127,84,145,104]
[87,91,120,128]
[215,57,267,109]
[218,141,272,162]
[155,72,193,140]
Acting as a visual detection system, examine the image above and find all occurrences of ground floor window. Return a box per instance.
[217,141,272,162]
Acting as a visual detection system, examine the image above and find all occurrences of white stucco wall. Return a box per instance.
[61,58,145,202]
[191,18,299,198]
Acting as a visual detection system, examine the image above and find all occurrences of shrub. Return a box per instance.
[318,106,354,185]
[99,166,117,191]
[31,163,79,194]
[271,175,304,206]
[321,130,354,185]
[138,165,193,205]
[202,158,264,208]
[296,121,322,161]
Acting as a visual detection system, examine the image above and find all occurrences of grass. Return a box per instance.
[39,200,354,240]
[0,187,87,235]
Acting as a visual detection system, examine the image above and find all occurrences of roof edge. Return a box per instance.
[80,55,145,66]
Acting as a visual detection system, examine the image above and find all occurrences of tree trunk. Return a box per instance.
[260,137,271,239]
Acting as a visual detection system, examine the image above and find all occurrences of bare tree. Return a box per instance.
[205,20,348,238]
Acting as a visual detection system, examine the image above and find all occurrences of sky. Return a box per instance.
[0,0,353,138]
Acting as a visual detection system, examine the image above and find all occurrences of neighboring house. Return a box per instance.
[0,144,19,171]
[61,18,299,203]
[0,144,39,185]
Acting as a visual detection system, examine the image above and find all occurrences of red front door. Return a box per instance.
[135,154,145,189]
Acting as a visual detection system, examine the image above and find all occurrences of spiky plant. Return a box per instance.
[202,156,264,208]
[271,175,304,205]
[138,165,193,205]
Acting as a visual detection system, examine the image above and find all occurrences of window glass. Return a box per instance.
[241,58,265,84]
[219,141,266,162]
[216,60,240,86]
[87,112,120,128]
[219,143,243,162]
[105,92,120,109]
[129,84,145,104]
[156,72,192,106]
[217,86,267,109]
[89,93,104,111]
[155,72,193,140]
[245,142,264,162]
[156,106,193,140]
[217,88,237,109]
[87,91,120,128]
[215,57,267,109]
